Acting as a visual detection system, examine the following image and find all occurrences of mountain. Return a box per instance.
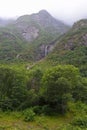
[15,10,69,42]
[45,19,87,76]
[0,10,69,63]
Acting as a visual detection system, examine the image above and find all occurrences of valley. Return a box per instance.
[0,10,87,130]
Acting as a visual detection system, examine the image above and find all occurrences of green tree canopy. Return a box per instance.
[41,65,81,113]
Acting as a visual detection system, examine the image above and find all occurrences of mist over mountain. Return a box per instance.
[0,18,14,26]
[0,10,70,63]
[0,8,87,128]
[1,9,87,69]
[0,0,87,128]
[15,10,69,41]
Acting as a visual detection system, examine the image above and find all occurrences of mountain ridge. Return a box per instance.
[43,19,87,76]
[0,10,70,63]
[15,9,69,42]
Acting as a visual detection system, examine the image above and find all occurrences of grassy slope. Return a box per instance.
[0,112,71,130]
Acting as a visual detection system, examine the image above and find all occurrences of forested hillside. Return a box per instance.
[44,19,87,76]
[0,11,87,130]
[0,64,87,129]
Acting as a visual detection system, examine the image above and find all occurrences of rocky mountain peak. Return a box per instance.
[38,10,51,16]
[15,10,69,42]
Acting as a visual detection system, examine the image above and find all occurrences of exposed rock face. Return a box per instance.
[22,27,39,41]
[0,10,70,62]
[15,20,40,41]
[15,10,69,42]
[82,34,87,46]
[39,43,56,57]
[45,45,55,56]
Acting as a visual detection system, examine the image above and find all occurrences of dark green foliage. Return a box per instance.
[32,105,43,115]
[41,65,80,114]
[72,115,87,128]
[70,102,87,129]
[0,65,43,111]
[0,66,27,110]
[27,68,43,92]
[21,89,39,109]
[68,102,87,120]
[73,77,87,103]
[59,102,87,130]
[0,64,86,118]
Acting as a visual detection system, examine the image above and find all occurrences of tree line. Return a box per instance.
[0,64,87,114]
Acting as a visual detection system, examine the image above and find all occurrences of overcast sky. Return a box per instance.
[0,0,87,25]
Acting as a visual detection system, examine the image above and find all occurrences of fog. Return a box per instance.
[0,0,87,25]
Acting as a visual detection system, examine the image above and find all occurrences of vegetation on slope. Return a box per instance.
[45,19,87,76]
[0,64,86,111]
[0,10,69,63]
[0,64,86,129]
[0,17,87,129]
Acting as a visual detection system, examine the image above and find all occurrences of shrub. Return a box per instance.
[72,115,87,128]
[23,108,35,122]
[33,106,43,115]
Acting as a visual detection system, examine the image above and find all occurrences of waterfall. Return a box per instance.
[45,45,48,56]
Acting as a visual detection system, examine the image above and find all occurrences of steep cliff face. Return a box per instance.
[22,27,39,41]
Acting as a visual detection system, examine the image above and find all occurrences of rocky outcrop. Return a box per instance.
[22,27,39,41]
[44,45,55,56]
[40,43,56,57]
[0,10,70,62]
[15,10,69,42]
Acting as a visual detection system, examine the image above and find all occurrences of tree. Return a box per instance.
[41,65,80,113]
[73,77,87,103]
[27,68,43,92]
[0,66,27,110]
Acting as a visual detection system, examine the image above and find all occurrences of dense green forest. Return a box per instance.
[0,64,87,129]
